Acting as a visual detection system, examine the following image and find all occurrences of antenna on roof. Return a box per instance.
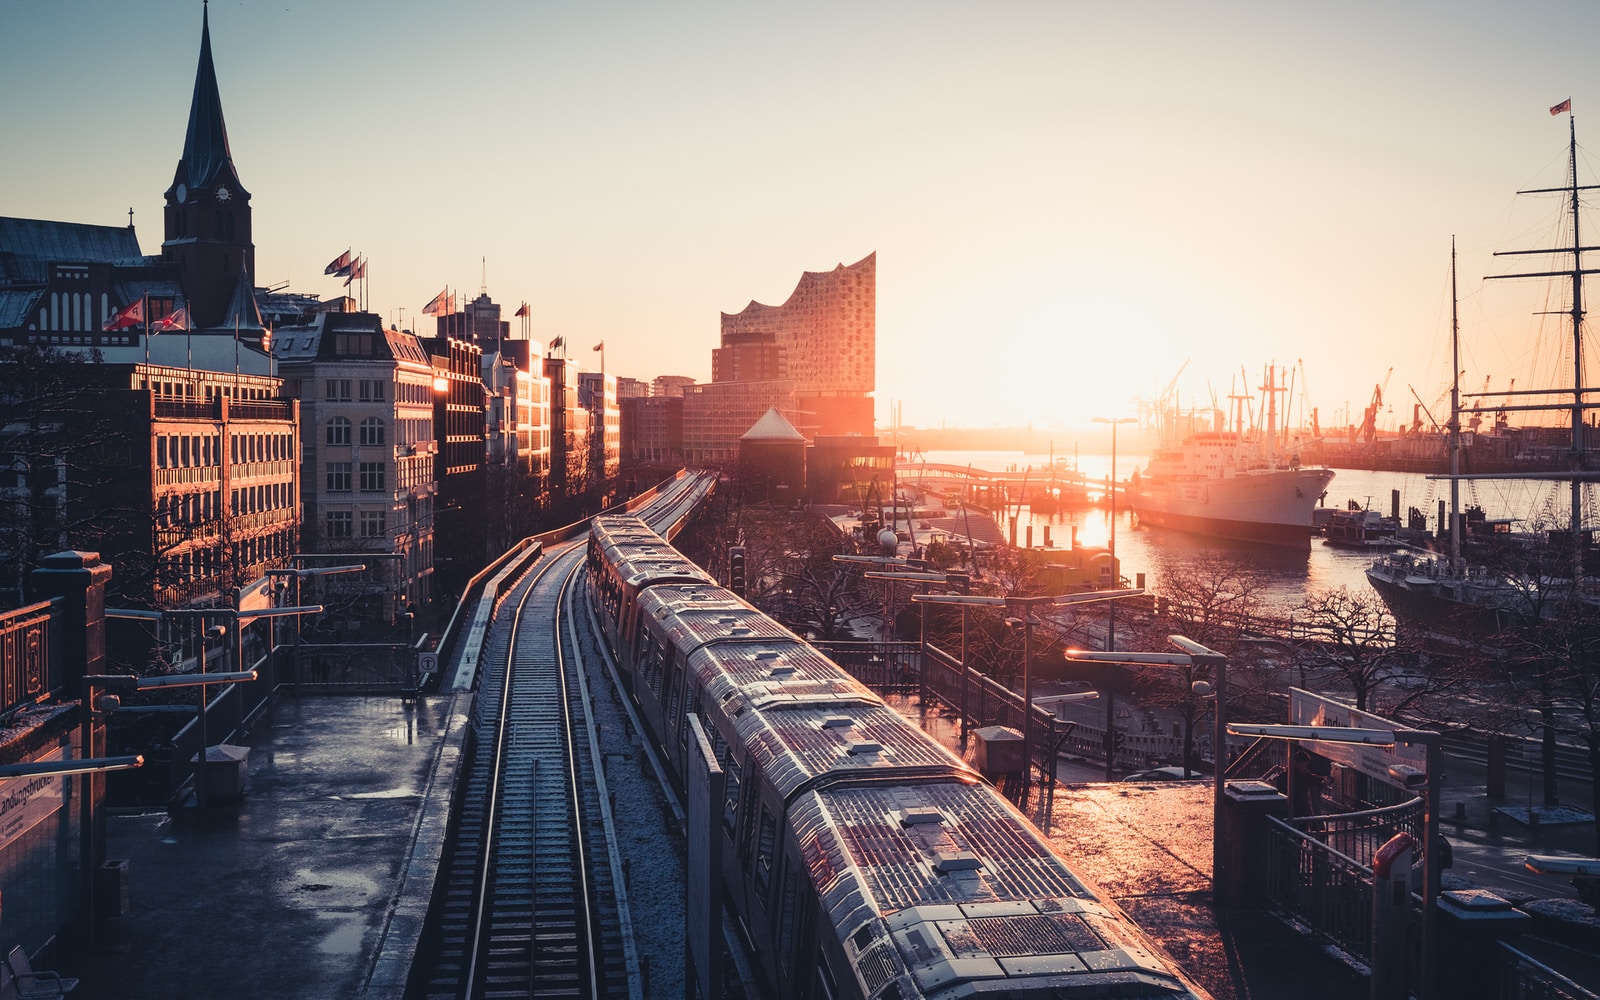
[127,207,134,230]
[481,256,487,296]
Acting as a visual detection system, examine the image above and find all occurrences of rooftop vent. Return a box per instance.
[822,716,854,729]
[934,852,982,874]
[900,808,944,827]
[846,740,884,756]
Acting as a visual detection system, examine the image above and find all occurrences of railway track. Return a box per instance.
[410,475,712,999]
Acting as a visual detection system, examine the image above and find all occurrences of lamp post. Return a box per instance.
[1066,635,1227,892]
[264,563,365,685]
[912,588,1144,799]
[1091,415,1138,779]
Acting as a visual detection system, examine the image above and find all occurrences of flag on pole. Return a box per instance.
[550,335,565,350]
[344,257,366,286]
[514,302,530,318]
[422,288,450,316]
[592,340,604,352]
[102,298,145,331]
[152,306,190,332]
[324,250,353,275]
[1551,98,1572,116]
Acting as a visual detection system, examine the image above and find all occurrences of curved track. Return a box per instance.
[410,475,712,999]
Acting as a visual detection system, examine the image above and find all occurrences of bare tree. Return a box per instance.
[1141,551,1270,771]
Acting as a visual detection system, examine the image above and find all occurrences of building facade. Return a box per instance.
[579,371,620,487]
[718,252,875,438]
[681,379,797,465]
[273,312,436,611]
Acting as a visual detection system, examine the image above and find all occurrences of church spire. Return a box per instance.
[180,2,237,193]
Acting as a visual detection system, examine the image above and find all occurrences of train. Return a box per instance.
[586,514,1210,1000]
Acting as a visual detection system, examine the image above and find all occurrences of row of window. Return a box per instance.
[326,416,388,446]
[155,431,294,469]
[325,461,387,493]
[324,378,388,402]
[325,509,386,539]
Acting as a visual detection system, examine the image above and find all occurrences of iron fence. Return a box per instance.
[0,600,57,716]
[1497,943,1600,999]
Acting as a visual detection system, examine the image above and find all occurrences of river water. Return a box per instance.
[910,449,1596,618]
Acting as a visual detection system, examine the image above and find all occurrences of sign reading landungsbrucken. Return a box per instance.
[0,746,70,852]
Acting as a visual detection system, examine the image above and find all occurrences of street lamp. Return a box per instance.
[913,588,1143,799]
[1065,635,1228,891]
[1091,415,1138,780]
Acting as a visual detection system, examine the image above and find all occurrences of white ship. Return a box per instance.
[1128,431,1335,547]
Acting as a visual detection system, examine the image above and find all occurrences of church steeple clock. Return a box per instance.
[161,3,254,330]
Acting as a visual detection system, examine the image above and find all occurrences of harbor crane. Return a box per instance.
[1357,367,1393,443]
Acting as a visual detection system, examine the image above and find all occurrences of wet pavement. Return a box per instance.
[59,691,470,1000]
[45,684,1599,1000]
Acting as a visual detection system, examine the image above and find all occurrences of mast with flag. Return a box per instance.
[593,340,605,373]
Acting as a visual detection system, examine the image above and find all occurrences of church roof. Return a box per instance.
[0,217,145,282]
[220,267,264,331]
[741,407,806,442]
[178,6,242,194]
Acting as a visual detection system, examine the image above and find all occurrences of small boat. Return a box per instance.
[1321,507,1401,550]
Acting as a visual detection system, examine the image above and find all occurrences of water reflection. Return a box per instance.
[912,451,1586,617]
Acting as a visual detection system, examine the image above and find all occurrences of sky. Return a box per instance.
[6,0,1600,435]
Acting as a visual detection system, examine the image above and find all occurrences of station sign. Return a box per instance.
[1289,688,1426,785]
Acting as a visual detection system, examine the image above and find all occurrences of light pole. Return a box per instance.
[1091,415,1138,779]
[1066,635,1228,891]
[912,588,1144,799]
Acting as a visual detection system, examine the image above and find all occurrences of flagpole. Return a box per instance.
[143,293,150,365]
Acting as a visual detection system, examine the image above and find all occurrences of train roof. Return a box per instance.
[792,781,1197,998]
[711,691,972,797]
[639,593,797,648]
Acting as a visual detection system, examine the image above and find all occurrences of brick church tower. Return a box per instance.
[161,4,255,330]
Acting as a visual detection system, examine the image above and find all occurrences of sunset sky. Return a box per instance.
[6,1,1600,434]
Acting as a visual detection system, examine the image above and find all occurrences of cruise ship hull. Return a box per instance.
[1129,467,1336,548]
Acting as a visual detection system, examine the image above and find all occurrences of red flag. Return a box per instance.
[422,288,450,316]
[514,302,530,318]
[1551,98,1572,116]
[324,250,352,275]
[102,298,145,331]
[152,306,190,332]
[344,257,366,286]
[592,340,604,352]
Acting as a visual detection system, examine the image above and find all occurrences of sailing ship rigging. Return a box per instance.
[1366,109,1600,632]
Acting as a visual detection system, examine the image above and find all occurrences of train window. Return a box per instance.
[776,869,798,979]
[755,807,777,901]
[722,757,742,833]
[665,660,683,722]
[740,762,763,863]
[814,955,839,1000]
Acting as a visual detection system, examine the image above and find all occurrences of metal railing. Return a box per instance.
[0,599,60,716]
[1497,942,1600,999]
[1265,816,1377,963]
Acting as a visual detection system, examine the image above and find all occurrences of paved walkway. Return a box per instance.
[60,692,470,1000]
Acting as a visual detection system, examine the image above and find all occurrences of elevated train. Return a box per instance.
[587,514,1209,1000]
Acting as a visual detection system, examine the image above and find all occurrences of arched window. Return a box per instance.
[327,417,351,446]
[360,417,385,446]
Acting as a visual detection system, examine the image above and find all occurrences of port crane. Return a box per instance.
[1357,367,1393,443]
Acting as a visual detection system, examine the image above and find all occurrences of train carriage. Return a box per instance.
[785,780,1204,999]
[584,516,1211,1000]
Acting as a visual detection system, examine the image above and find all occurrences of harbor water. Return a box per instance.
[907,449,1598,618]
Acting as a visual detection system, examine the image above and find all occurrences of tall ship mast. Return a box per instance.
[1366,106,1600,633]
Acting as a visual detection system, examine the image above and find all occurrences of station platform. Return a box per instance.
[59,691,470,1000]
[47,685,1597,1000]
